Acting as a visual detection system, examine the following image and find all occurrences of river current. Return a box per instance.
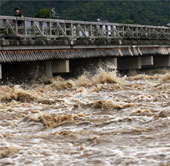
[0,68,170,166]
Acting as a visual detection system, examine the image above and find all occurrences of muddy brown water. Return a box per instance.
[0,69,170,166]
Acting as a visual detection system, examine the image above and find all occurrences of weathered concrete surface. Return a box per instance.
[1,61,46,81]
[0,38,170,64]
[118,57,142,70]
[45,60,70,78]
[52,60,70,73]
[69,58,106,76]
[0,38,170,47]
[142,56,154,66]
[154,55,170,67]
[46,61,53,78]
[0,46,170,63]
[0,37,170,80]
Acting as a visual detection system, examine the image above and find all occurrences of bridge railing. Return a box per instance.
[0,15,170,40]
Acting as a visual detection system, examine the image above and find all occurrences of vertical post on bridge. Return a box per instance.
[3,20,9,35]
[31,21,35,36]
[47,22,52,36]
[24,20,27,37]
[46,61,53,77]
[154,55,170,67]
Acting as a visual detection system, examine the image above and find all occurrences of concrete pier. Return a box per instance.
[46,61,53,78]
[118,57,142,70]
[52,60,70,73]
[1,62,46,81]
[142,56,154,66]
[46,60,70,78]
[154,55,170,67]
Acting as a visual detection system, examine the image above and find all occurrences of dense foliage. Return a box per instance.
[34,8,51,18]
[0,0,169,25]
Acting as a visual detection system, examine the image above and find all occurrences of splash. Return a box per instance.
[0,146,19,159]
[92,70,122,85]
[159,73,170,82]
[94,100,136,110]
[128,74,160,81]
[45,70,123,91]
[0,69,170,165]
[26,113,85,128]
[76,75,92,87]
[130,109,153,117]
[0,85,55,104]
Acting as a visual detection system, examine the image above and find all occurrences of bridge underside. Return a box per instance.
[0,45,170,80]
[0,39,170,80]
[0,46,170,62]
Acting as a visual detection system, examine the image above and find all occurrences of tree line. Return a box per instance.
[0,0,169,25]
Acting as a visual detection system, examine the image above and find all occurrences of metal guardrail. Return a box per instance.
[0,15,170,40]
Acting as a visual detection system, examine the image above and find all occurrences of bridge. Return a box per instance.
[0,15,170,79]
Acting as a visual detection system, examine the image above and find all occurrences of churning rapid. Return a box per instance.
[0,69,170,166]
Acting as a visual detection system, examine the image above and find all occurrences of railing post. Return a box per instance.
[71,23,74,39]
[3,19,8,34]
[106,25,109,38]
[90,24,93,37]
[39,21,43,35]
[47,22,52,36]
[24,20,27,37]
[55,23,59,37]
[61,23,66,37]
[15,20,18,35]
[122,26,125,38]
[31,21,35,35]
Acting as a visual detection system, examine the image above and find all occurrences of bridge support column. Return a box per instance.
[0,64,2,79]
[142,56,154,66]
[46,60,70,77]
[154,55,170,67]
[46,61,53,77]
[52,60,70,73]
[118,57,142,70]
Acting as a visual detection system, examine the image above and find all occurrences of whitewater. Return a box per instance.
[0,69,170,166]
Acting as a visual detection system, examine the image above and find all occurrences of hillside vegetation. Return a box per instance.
[0,0,169,25]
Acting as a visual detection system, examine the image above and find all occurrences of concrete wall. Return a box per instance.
[45,60,70,78]
[46,62,53,78]
[52,60,70,73]
[118,57,142,70]
[154,55,170,67]
[69,57,117,77]
[1,61,46,82]
[142,56,154,66]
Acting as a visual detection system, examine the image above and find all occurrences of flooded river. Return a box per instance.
[0,69,170,166]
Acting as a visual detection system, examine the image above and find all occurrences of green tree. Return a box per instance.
[1,1,169,25]
[35,8,51,18]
